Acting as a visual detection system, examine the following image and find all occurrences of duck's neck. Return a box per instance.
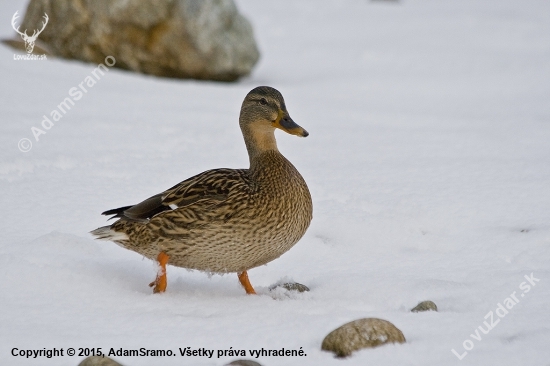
[242,125,281,172]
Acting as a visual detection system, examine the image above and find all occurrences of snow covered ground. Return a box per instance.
[1,0,549,365]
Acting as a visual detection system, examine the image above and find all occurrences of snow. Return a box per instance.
[1,0,549,365]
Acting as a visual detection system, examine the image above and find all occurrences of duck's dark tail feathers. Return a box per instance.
[101,205,133,220]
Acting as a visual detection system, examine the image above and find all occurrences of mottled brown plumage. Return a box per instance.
[91,86,312,294]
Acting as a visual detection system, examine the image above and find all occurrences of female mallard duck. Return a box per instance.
[91,86,312,295]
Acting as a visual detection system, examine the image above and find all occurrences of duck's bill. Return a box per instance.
[273,111,309,137]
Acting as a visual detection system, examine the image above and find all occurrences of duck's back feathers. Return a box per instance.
[100,168,252,225]
[161,168,251,211]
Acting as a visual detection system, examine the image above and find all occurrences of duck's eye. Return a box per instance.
[260,98,268,105]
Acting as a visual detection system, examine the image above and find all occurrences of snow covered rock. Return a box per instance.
[321,318,406,357]
[411,300,438,313]
[269,282,310,293]
[78,356,123,366]
[17,0,259,81]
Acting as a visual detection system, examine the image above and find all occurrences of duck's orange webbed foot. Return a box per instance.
[149,252,169,293]
[238,271,257,295]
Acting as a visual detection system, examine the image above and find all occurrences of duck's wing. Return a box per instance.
[102,168,251,223]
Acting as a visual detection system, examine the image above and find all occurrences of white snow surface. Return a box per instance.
[1,1,549,365]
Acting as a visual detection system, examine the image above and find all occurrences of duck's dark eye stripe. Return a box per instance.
[260,98,268,105]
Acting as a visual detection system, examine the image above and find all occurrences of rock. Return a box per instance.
[78,356,123,366]
[269,282,310,293]
[225,360,262,366]
[15,0,259,81]
[321,318,406,357]
[411,300,438,313]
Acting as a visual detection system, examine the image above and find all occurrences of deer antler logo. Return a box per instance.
[11,11,49,54]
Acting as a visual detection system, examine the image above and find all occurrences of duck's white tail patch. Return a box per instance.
[90,226,129,241]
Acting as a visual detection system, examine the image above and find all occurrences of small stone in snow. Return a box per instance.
[78,356,123,366]
[225,360,262,366]
[269,282,310,292]
[321,318,406,357]
[411,300,438,312]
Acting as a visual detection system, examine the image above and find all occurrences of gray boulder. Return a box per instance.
[17,0,259,81]
[321,318,406,357]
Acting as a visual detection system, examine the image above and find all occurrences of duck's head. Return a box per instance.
[239,86,308,139]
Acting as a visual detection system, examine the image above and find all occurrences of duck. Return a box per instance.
[91,86,313,295]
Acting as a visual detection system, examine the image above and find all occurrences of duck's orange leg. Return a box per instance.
[238,271,257,295]
[149,252,169,293]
